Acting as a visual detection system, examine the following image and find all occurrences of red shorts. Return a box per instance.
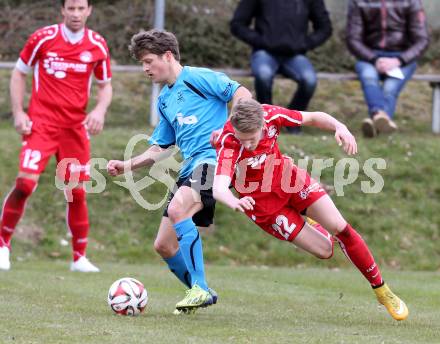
[243,166,326,242]
[19,122,90,182]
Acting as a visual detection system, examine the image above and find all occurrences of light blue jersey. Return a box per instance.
[149,66,240,178]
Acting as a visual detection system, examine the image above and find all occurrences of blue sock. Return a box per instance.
[163,248,191,288]
[174,218,208,291]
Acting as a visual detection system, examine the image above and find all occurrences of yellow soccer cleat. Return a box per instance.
[374,283,409,321]
[175,284,213,311]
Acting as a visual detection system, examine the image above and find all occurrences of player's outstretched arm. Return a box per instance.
[107,145,172,176]
[301,111,358,155]
[213,175,255,213]
[83,81,113,135]
[10,68,32,135]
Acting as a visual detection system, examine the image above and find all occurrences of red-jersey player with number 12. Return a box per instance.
[214,99,408,321]
[0,0,112,272]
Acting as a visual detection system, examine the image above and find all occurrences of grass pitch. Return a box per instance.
[0,261,438,344]
[0,69,439,343]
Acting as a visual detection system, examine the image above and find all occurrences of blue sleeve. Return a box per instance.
[190,68,241,103]
[148,111,176,148]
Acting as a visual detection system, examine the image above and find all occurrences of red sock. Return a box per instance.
[335,224,383,287]
[66,188,89,261]
[0,178,37,248]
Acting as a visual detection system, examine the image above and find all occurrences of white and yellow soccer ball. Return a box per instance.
[107,277,148,316]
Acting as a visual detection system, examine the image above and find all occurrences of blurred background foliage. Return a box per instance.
[0,0,439,71]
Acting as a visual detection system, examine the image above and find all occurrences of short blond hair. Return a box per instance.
[230,99,264,133]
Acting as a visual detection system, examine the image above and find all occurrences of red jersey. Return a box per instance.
[216,104,327,238]
[216,104,302,189]
[17,23,112,128]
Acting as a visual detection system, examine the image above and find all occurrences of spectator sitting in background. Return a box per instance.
[230,0,332,135]
[346,0,429,138]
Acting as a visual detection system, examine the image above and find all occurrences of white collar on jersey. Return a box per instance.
[61,24,85,44]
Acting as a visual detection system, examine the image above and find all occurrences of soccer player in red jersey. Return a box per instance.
[213,99,408,321]
[0,0,112,272]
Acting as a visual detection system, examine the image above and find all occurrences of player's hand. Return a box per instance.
[14,111,32,135]
[335,125,357,155]
[232,196,255,213]
[83,109,105,135]
[210,129,222,147]
[107,160,128,176]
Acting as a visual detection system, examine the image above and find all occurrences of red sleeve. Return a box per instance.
[92,35,112,82]
[19,25,59,67]
[263,105,303,128]
[215,124,241,179]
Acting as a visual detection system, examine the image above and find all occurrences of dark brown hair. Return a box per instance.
[128,29,180,61]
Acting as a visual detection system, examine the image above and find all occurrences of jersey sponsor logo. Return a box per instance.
[267,125,277,138]
[79,51,93,63]
[43,52,87,79]
[247,154,267,168]
[176,113,198,126]
[299,182,322,200]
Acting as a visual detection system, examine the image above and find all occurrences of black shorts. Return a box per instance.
[163,163,216,227]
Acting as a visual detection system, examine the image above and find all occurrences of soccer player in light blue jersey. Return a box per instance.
[107,29,252,313]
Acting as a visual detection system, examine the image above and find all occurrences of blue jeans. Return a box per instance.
[355,51,417,119]
[251,50,317,111]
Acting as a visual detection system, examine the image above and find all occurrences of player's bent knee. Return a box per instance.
[319,246,334,259]
[167,205,186,224]
[153,238,177,257]
[316,238,334,260]
[324,237,335,259]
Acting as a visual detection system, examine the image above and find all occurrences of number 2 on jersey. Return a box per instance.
[272,215,296,240]
[22,149,41,171]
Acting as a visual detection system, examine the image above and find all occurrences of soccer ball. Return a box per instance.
[107,277,148,316]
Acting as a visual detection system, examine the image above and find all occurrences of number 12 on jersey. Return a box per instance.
[272,215,296,240]
[22,149,41,171]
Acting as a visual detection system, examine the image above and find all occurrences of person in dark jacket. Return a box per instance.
[230,0,332,134]
[346,0,429,137]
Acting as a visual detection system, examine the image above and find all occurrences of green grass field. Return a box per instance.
[0,68,440,343]
[0,262,439,344]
